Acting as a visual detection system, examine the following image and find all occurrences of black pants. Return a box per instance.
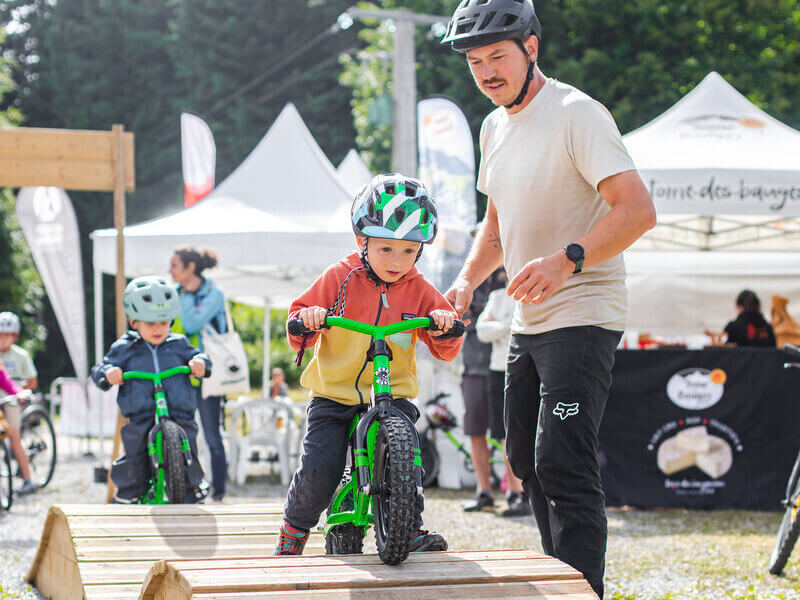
[284,397,424,531]
[112,416,205,502]
[198,395,227,499]
[505,326,621,599]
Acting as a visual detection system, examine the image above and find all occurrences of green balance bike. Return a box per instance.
[288,314,464,564]
[102,366,201,504]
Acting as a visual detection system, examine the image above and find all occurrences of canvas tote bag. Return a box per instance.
[201,303,250,397]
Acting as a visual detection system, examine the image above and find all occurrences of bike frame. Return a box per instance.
[122,366,192,504]
[322,316,432,535]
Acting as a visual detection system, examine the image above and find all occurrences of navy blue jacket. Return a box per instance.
[91,331,211,421]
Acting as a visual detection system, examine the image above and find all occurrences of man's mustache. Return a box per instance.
[482,78,506,87]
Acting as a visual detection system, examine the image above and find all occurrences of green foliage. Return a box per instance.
[229,304,310,389]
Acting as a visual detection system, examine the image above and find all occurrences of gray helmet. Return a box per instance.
[123,276,181,322]
[351,173,438,244]
[0,311,21,334]
[441,0,542,53]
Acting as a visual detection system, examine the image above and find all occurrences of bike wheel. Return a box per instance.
[161,421,187,504]
[373,416,416,565]
[769,457,800,575]
[0,441,12,510]
[419,435,439,488]
[20,406,57,488]
[325,468,364,555]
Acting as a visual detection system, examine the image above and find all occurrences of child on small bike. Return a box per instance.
[276,173,464,555]
[0,359,36,495]
[0,311,38,390]
[91,276,211,503]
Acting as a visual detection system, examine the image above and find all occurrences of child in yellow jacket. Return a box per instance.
[275,173,464,555]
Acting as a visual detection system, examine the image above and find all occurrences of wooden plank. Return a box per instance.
[0,127,134,191]
[69,517,287,538]
[189,580,598,600]
[75,534,324,561]
[28,508,85,600]
[176,558,580,594]
[84,584,145,600]
[59,503,286,516]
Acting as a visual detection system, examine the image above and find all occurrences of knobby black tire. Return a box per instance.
[373,416,416,565]
[0,442,12,510]
[161,421,187,504]
[769,463,800,575]
[20,406,57,488]
[325,468,364,555]
[420,435,439,488]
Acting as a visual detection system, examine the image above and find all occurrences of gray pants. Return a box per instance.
[505,326,621,599]
[284,396,424,531]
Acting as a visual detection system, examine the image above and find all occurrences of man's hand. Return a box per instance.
[106,366,123,386]
[189,357,206,378]
[444,278,475,317]
[507,250,572,304]
[428,310,457,337]
[298,306,328,331]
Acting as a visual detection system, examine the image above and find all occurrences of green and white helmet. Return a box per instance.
[351,173,438,244]
[123,276,181,322]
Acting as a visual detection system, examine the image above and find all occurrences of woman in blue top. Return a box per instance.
[169,246,228,502]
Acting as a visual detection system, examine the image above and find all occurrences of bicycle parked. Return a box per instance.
[19,391,57,489]
[419,392,506,489]
[769,344,800,575]
[288,314,464,565]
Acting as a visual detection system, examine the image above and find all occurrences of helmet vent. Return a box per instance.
[142,295,152,302]
[165,292,172,299]
[136,281,147,288]
[394,208,406,222]
[502,13,518,26]
[404,182,417,196]
[385,183,396,195]
[478,11,496,31]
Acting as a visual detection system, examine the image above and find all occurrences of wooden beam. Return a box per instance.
[0,127,134,191]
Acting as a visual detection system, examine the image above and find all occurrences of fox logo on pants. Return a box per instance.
[552,402,580,421]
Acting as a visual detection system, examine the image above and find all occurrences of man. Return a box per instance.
[441,1,656,597]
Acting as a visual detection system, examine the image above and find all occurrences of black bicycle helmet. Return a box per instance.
[441,0,542,54]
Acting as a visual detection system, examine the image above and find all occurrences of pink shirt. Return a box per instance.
[0,368,22,396]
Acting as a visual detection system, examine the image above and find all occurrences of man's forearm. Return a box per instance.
[457,199,505,289]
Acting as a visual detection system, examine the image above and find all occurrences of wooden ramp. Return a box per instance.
[139,550,599,600]
[26,503,324,600]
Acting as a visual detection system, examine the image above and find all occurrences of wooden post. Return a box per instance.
[106,124,128,503]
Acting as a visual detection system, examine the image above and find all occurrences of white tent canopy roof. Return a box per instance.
[91,103,355,305]
[624,71,800,218]
[336,148,372,198]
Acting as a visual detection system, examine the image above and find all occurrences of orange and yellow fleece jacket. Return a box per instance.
[288,253,463,406]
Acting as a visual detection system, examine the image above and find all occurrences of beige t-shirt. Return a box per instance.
[477,78,635,335]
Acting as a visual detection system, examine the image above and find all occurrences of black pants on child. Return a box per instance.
[112,416,205,503]
[284,396,424,531]
[504,326,621,599]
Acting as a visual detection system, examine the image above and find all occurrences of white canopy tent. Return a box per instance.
[336,148,372,198]
[623,72,800,338]
[90,104,356,380]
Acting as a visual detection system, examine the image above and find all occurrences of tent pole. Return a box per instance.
[93,264,104,466]
[262,300,271,398]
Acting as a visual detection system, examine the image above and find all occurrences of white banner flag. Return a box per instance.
[181,112,216,207]
[417,97,477,291]
[16,187,88,383]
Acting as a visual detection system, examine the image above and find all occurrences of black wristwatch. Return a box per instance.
[564,243,585,274]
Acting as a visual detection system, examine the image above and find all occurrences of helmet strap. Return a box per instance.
[505,43,535,109]
[359,239,385,285]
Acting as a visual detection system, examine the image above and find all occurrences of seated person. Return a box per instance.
[269,367,289,399]
[0,311,38,390]
[724,290,776,347]
[276,174,463,555]
[91,276,211,503]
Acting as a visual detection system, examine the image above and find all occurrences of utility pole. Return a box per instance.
[340,8,448,177]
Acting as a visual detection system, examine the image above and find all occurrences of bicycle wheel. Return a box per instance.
[419,435,439,488]
[0,441,12,510]
[161,420,187,504]
[373,416,416,565]
[769,455,800,575]
[325,468,364,555]
[20,405,57,488]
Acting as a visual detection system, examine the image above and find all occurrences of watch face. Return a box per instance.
[566,244,584,262]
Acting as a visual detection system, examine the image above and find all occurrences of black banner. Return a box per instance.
[600,348,800,510]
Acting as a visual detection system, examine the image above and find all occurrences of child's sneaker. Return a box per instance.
[408,530,448,552]
[463,490,494,512]
[18,479,37,495]
[274,522,310,555]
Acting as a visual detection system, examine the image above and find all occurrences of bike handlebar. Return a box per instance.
[287,316,466,339]
[122,365,193,382]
